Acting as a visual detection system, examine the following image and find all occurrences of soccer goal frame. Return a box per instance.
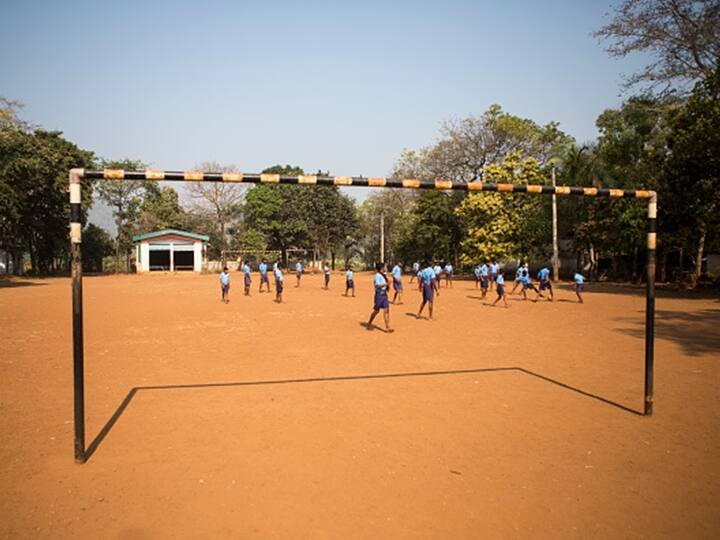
[68,168,657,463]
[220,249,281,268]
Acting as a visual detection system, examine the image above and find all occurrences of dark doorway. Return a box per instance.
[174,251,194,271]
[149,250,170,271]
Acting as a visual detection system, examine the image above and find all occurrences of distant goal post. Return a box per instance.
[68,167,658,464]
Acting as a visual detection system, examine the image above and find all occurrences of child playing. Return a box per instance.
[367,262,393,332]
[345,266,355,297]
[323,262,331,289]
[220,267,230,303]
[491,270,509,308]
[444,262,453,287]
[242,261,251,296]
[433,263,442,292]
[274,262,284,303]
[574,270,586,303]
[474,264,481,289]
[536,266,554,301]
[295,261,303,287]
[417,261,437,320]
[410,261,420,283]
[258,258,271,293]
[391,262,403,304]
[511,263,525,295]
[490,260,499,290]
[480,263,490,299]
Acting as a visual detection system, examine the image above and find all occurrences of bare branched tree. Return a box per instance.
[594,0,720,92]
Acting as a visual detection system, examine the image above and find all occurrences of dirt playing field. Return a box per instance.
[1,271,719,539]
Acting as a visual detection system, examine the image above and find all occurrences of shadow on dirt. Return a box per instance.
[81,366,643,462]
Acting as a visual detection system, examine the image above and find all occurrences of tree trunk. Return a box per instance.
[331,251,336,270]
[692,224,706,288]
[678,247,684,284]
[632,246,639,283]
[659,247,667,283]
[115,238,120,273]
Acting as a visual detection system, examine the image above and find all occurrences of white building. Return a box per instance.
[133,229,209,273]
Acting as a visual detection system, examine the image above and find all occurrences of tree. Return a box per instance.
[186,161,244,255]
[594,0,720,92]
[82,223,113,272]
[96,159,145,273]
[138,183,185,231]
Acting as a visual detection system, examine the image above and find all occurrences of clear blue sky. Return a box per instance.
[2,0,644,181]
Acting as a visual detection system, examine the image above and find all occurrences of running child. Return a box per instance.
[367,262,393,332]
[511,263,525,295]
[295,261,303,287]
[489,260,499,290]
[480,262,490,299]
[574,270,586,303]
[258,258,271,293]
[491,270,509,308]
[520,263,541,301]
[323,262,331,289]
[417,261,437,320]
[536,266,554,301]
[274,262,284,303]
[220,267,230,303]
[410,261,420,283]
[444,262,453,287]
[391,262,403,304]
[345,266,355,297]
[242,261,251,296]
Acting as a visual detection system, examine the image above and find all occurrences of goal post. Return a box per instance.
[68,167,657,463]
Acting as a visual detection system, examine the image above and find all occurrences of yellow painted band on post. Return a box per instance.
[648,232,657,250]
[583,187,598,196]
[184,171,203,181]
[222,172,244,182]
[260,173,280,183]
[298,175,317,184]
[334,176,352,186]
[555,186,571,195]
[70,222,82,244]
[435,179,453,190]
[145,169,165,180]
[609,189,624,197]
[104,169,125,179]
[368,177,386,187]
[526,185,543,193]
[635,190,650,199]
[497,184,514,192]
[467,182,483,191]
[648,202,657,219]
[69,183,81,204]
[403,179,420,188]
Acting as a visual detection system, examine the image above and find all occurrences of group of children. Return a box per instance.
[220,259,588,331]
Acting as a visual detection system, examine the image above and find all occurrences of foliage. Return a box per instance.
[137,183,186,232]
[82,223,113,272]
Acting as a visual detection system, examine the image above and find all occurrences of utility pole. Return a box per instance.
[552,166,560,281]
[380,210,385,264]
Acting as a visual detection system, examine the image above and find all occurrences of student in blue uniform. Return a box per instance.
[511,263,525,295]
[433,263,442,289]
[520,263,540,301]
[536,266,553,301]
[417,262,437,320]
[444,262,453,287]
[274,262,284,303]
[491,270,509,308]
[345,266,355,297]
[410,261,420,283]
[574,270,586,303]
[242,261,252,296]
[489,260,499,290]
[323,262,331,290]
[220,267,230,303]
[391,262,403,304]
[295,261,303,287]
[367,262,393,332]
[258,258,271,293]
[480,261,490,298]
[474,264,482,289]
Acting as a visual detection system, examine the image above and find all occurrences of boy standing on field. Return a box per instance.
[391,262,403,304]
[492,270,509,308]
[490,260,499,290]
[410,261,420,283]
[242,261,251,296]
[259,258,271,293]
[345,266,355,297]
[367,262,393,332]
[274,262,284,303]
[295,261,303,287]
[417,261,437,320]
[444,262,453,287]
[574,270,586,303]
[323,262,331,289]
[220,267,230,303]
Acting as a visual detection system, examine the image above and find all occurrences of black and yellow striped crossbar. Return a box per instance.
[76,169,656,199]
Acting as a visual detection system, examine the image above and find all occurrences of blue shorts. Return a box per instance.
[522,281,533,289]
[480,277,488,289]
[446,272,453,279]
[296,272,302,278]
[260,273,269,283]
[324,274,330,284]
[576,283,585,292]
[244,274,251,287]
[422,283,434,302]
[346,279,354,289]
[275,280,284,293]
[374,291,389,310]
[490,273,498,282]
[497,285,505,296]
[539,280,552,291]
[393,279,403,291]
[221,284,230,293]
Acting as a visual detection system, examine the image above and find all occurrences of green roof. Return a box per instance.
[132,229,210,243]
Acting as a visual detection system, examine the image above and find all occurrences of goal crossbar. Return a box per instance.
[68,168,658,463]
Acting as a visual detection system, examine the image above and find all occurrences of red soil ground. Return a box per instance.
[1,272,719,539]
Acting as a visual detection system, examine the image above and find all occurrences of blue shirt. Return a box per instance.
[324,266,330,275]
[412,262,420,272]
[346,270,353,280]
[574,273,585,284]
[521,268,531,284]
[480,264,488,276]
[538,268,550,281]
[374,272,387,292]
[433,265,442,276]
[259,263,267,274]
[220,272,230,285]
[515,267,523,279]
[421,267,435,285]
[392,265,401,279]
[273,262,278,271]
[497,275,505,286]
[274,268,283,281]
[474,266,481,277]
[490,263,499,274]
[445,264,453,273]
[296,262,302,273]
[242,264,250,275]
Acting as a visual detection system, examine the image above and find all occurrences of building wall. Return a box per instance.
[135,234,205,273]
